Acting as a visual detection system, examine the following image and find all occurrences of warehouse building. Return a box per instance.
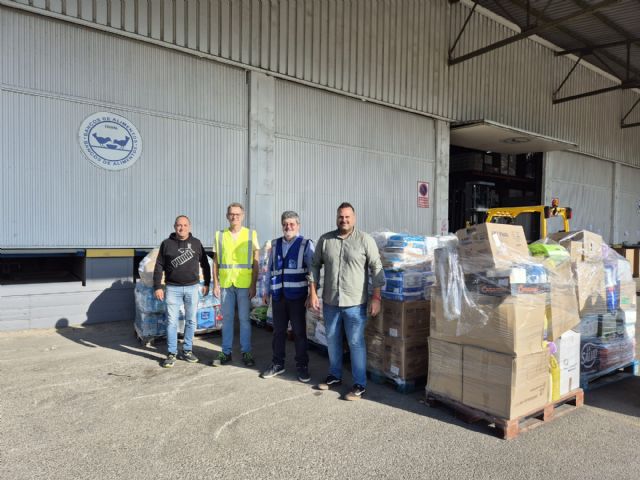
[1,0,639,330]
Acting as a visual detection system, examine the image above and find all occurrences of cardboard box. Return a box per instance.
[548,231,603,262]
[619,281,637,309]
[383,336,428,380]
[573,261,607,316]
[430,291,546,356]
[456,224,530,274]
[427,338,463,402]
[383,299,430,338]
[546,285,580,341]
[365,332,385,372]
[366,302,384,335]
[554,330,581,396]
[463,346,549,420]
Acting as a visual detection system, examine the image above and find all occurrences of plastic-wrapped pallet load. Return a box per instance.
[306,296,327,347]
[253,241,272,309]
[134,250,222,343]
[536,231,636,387]
[426,224,581,420]
[372,232,451,383]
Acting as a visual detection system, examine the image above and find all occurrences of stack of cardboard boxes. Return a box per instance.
[366,233,441,383]
[428,224,558,420]
[549,231,636,384]
[366,298,431,381]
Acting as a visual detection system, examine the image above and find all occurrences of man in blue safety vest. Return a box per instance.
[261,211,315,383]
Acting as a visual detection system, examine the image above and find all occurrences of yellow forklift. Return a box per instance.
[485,198,572,242]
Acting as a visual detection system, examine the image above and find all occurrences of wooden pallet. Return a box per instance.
[425,389,584,440]
[580,360,639,391]
[368,368,426,394]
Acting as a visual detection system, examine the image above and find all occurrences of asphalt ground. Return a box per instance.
[1,320,639,480]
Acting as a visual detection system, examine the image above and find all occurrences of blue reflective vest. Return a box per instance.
[270,236,309,301]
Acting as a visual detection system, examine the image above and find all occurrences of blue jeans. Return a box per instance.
[165,284,199,355]
[323,303,368,387]
[221,286,251,355]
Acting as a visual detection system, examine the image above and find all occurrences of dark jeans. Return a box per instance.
[271,296,308,369]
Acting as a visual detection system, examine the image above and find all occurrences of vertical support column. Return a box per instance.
[611,162,621,244]
[433,120,450,235]
[248,71,275,246]
[541,152,554,206]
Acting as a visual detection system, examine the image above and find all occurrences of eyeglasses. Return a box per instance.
[228,213,243,217]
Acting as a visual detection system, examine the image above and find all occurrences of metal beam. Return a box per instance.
[621,97,640,128]
[555,39,640,56]
[507,0,640,82]
[449,1,479,58]
[553,55,583,98]
[448,0,623,66]
[553,82,640,104]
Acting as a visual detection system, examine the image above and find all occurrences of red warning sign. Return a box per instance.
[417,181,429,208]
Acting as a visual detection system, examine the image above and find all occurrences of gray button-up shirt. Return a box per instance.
[309,228,385,307]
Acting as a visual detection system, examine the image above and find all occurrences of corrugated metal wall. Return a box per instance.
[448,2,640,168]
[1,8,248,248]
[545,151,614,242]
[618,165,640,245]
[273,79,436,242]
[3,0,639,168]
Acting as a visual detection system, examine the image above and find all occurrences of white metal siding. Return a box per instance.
[618,165,640,245]
[1,9,248,248]
[3,0,640,168]
[448,2,639,168]
[545,151,614,242]
[273,80,435,243]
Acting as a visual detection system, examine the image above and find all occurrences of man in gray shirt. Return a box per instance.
[309,202,385,400]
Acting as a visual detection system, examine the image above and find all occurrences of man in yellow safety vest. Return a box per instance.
[212,202,260,366]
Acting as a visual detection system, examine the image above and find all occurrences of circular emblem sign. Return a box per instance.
[79,112,142,170]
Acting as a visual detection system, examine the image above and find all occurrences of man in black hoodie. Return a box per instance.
[153,215,211,368]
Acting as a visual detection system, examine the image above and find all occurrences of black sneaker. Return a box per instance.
[297,367,311,383]
[318,374,342,390]
[212,352,232,366]
[179,350,199,363]
[261,364,285,378]
[345,384,366,401]
[242,352,256,367]
[161,353,176,368]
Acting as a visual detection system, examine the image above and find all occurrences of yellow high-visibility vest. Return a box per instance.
[215,228,256,288]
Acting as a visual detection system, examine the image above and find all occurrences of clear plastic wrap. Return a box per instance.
[253,240,272,307]
[535,230,636,382]
[305,297,326,346]
[430,224,565,353]
[374,232,448,301]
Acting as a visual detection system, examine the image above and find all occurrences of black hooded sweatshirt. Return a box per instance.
[153,233,211,290]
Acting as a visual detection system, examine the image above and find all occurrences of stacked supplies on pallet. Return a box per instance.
[134,250,222,340]
[251,241,273,327]
[366,232,452,385]
[547,231,636,385]
[528,242,581,396]
[252,241,272,310]
[134,282,170,339]
[306,291,327,347]
[427,224,566,420]
[378,233,437,301]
